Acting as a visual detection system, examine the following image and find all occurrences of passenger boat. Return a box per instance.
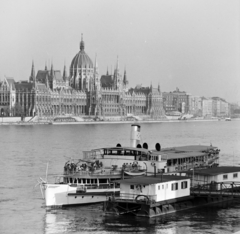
[37,124,220,208]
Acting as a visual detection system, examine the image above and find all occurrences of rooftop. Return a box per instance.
[185,166,240,176]
[116,175,190,185]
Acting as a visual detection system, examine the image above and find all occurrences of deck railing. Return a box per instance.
[64,169,122,176]
[190,182,240,197]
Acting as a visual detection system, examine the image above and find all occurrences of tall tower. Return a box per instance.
[113,56,122,90]
[63,63,67,81]
[48,63,54,89]
[94,54,100,91]
[123,67,128,91]
[29,61,35,84]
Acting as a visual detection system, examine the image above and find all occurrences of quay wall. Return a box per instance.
[0,116,32,123]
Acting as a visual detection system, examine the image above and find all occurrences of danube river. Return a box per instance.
[0,120,240,234]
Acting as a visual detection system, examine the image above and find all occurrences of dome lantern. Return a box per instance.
[80,34,85,51]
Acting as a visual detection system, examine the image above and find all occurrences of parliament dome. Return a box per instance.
[70,37,93,71]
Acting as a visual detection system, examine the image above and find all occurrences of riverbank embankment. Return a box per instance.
[0,117,239,126]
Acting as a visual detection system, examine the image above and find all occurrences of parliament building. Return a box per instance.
[0,37,165,120]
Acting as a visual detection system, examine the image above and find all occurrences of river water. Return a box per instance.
[0,120,240,234]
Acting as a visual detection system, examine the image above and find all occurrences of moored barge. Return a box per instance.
[104,167,240,218]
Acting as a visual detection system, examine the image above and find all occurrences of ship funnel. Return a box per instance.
[130,124,141,148]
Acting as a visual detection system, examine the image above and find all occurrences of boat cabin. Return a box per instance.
[185,166,240,189]
[116,175,191,203]
[160,145,220,172]
[83,146,167,174]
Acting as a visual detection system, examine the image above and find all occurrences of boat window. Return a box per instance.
[171,182,178,191]
[233,173,238,178]
[223,174,228,180]
[78,179,81,183]
[130,185,134,190]
[99,179,107,183]
[83,179,86,184]
[158,185,160,190]
[162,185,164,189]
[181,181,188,189]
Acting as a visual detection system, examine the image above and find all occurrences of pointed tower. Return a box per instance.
[63,62,67,81]
[29,60,35,83]
[114,56,121,89]
[106,67,109,76]
[94,54,100,91]
[48,62,54,89]
[123,67,128,92]
[80,33,85,51]
[158,83,161,92]
[50,63,54,77]
[123,67,127,85]
[45,62,48,71]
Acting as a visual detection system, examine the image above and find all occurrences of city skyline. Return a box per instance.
[0,0,239,103]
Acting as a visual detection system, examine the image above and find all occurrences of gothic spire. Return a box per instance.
[116,56,119,71]
[123,66,127,85]
[45,61,48,71]
[30,60,35,83]
[63,62,67,81]
[94,53,98,69]
[50,62,54,77]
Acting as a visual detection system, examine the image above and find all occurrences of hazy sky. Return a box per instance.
[0,0,239,103]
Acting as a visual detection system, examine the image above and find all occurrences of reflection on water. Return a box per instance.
[43,200,240,234]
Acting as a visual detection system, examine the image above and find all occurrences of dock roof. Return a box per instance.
[185,166,240,176]
[116,175,189,185]
[156,145,218,160]
[161,145,217,152]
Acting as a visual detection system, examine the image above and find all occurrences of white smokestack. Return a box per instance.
[130,124,141,147]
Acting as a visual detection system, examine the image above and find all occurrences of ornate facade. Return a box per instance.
[0,37,165,120]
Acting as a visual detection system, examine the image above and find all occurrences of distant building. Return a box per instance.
[188,95,202,117]
[202,97,213,117]
[212,97,229,117]
[230,102,240,117]
[128,84,165,119]
[162,88,190,114]
[0,77,16,116]
[0,37,165,120]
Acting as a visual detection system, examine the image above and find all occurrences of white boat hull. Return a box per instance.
[43,184,119,207]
